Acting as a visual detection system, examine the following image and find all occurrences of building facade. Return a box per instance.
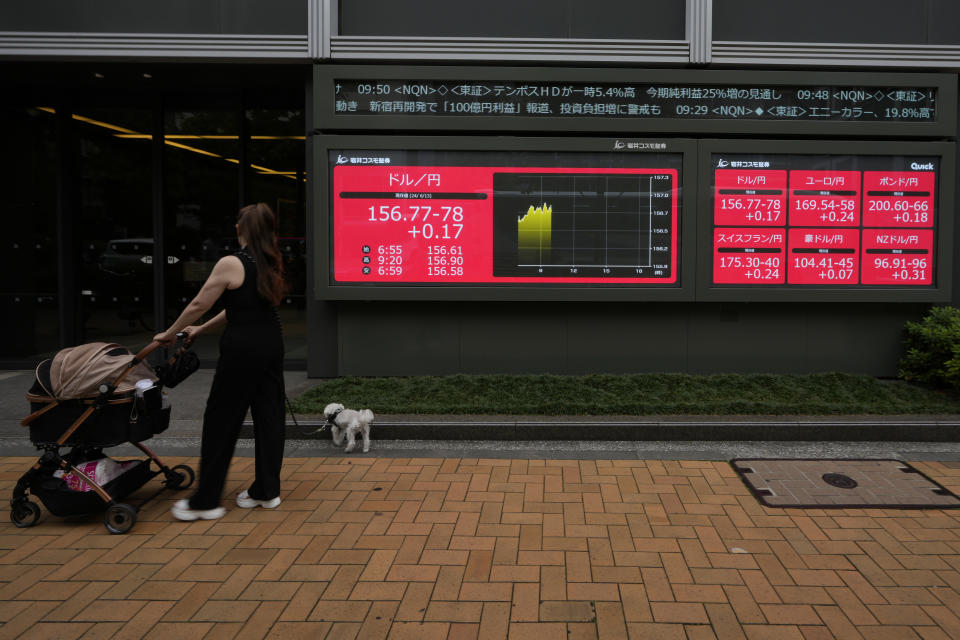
[2,0,959,378]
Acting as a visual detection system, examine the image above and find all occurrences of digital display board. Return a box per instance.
[319,68,957,138]
[334,80,938,123]
[709,153,939,289]
[329,149,683,288]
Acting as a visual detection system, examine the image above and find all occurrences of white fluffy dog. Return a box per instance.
[322,402,375,453]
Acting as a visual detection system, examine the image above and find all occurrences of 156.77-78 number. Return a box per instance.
[367,205,465,240]
[367,205,464,223]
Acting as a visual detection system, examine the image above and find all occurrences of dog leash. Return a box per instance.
[276,311,300,430]
[284,395,300,428]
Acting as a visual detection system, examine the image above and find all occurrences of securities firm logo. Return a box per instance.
[716,158,770,169]
[613,140,667,151]
[335,155,391,165]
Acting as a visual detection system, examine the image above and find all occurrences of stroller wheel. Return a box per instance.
[165,464,195,490]
[104,503,137,534]
[10,500,40,528]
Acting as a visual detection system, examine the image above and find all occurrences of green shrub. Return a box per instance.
[899,306,960,388]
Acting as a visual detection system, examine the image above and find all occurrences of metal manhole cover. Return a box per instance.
[822,473,858,489]
[730,458,960,509]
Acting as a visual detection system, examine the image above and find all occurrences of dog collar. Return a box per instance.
[327,408,343,423]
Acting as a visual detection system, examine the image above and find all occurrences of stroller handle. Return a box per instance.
[135,335,191,371]
[136,341,166,362]
[112,337,195,392]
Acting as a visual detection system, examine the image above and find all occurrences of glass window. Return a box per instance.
[0,107,58,359]
[1,87,307,370]
[246,107,306,360]
[75,108,155,346]
[164,108,241,361]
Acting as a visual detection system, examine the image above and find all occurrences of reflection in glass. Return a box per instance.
[1,100,308,368]
[0,107,58,359]
[76,108,154,346]
[164,109,241,362]
[246,108,306,361]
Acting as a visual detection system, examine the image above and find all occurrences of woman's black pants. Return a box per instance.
[188,345,285,510]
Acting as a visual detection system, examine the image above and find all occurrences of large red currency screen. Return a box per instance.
[710,154,937,288]
[330,150,682,285]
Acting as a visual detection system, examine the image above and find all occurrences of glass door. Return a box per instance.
[246,107,307,361]
[0,107,59,360]
[164,107,241,362]
[0,80,308,370]
[75,107,155,347]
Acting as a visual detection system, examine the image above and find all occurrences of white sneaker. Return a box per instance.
[236,490,281,509]
[171,499,225,521]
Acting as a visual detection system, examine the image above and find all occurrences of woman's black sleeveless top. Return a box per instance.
[220,249,282,359]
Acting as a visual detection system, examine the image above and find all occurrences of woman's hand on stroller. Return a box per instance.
[153,331,177,346]
[179,326,202,345]
[153,326,199,347]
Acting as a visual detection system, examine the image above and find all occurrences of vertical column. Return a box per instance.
[152,100,166,333]
[686,0,713,65]
[307,71,338,377]
[55,102,79,346]
[308,0,331,60]
[238,94,249,207]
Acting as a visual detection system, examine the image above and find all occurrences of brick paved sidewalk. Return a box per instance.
[0,456,959,639]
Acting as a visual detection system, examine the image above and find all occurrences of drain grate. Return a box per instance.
[731,459,960,509]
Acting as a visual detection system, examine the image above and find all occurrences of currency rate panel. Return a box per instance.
[709,154,938,289]
[330,149,683,286]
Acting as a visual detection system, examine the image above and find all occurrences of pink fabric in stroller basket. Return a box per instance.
[42,342,157,400]
[53,458,140,492]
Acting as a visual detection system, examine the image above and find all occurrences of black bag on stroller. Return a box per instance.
[154,341,199,389]
[11,339,197,533]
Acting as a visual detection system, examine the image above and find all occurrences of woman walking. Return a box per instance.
[154,203,286,520]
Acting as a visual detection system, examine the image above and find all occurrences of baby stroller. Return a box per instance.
[11,336,198,534]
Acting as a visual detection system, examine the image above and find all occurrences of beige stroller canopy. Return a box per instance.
[41,342,157,400]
